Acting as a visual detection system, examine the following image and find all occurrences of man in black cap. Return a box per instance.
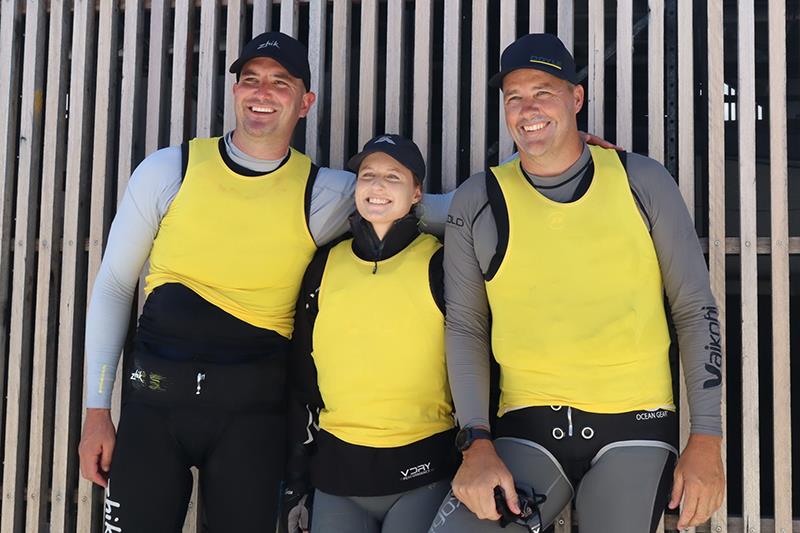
[76,31,452,531]
[429,33,724,533]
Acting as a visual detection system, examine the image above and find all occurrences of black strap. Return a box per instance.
[484,169,510,282]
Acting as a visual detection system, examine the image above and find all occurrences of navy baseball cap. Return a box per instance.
[229,31,312,91]
[347,134,426,184]
[489,33,578,88]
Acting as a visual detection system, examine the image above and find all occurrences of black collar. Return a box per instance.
[349,212,421,265]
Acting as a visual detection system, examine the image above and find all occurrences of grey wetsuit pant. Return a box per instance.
[312,479,450,533]
[428,437,676,533]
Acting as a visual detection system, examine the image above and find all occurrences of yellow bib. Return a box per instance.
[146,137,317,338]
[486,146,673,415]
[313,234,454,447]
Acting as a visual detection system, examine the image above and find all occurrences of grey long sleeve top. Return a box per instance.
[444,145,722,436]
[84,132,453,408]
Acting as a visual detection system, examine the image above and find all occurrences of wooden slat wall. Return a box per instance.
[0,2,795,532]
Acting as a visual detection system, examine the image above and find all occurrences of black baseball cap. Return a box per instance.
[229,31,312,91]
[347,134,426,184]
[489,33,578,89]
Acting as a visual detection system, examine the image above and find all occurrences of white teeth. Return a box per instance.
[523,122,548,132]
[251,105,275,113]
[368,198,390,205]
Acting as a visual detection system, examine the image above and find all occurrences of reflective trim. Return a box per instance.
[590,439,679,466]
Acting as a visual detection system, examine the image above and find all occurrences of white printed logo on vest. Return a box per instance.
[400,462,432,481]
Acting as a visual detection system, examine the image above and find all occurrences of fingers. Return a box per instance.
[669,469,684,510]
[100,439,114,475]
[676,489,699,530]
[79,450,108,488]
[498,474,520,515]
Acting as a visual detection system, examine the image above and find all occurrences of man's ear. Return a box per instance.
[573,83,585,114]
[299,91,317,118]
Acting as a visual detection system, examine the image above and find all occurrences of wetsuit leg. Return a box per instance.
[311,490,381,533]
[103,403,193,532]
[200,411,285,532]
[381,479,450,533]
[427,438,572,533]
[575,444,676,533]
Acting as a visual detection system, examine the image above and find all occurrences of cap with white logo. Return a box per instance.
[229,31,312,91]
[347,134,426,184]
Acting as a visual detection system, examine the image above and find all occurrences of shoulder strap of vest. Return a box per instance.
[428,247,445,314]
[180,142,190,182]
[305,164,321,237]
[618,151,653,231]
[484,169,510,282]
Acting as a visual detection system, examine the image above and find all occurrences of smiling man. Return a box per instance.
[429,33,725,533]
[76,32,449,532]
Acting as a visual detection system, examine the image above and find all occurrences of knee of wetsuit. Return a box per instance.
[493,437,574,530]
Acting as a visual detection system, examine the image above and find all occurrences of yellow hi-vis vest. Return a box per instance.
[486,146,674,415]
[145,137,317,338]
[313,234,454,447]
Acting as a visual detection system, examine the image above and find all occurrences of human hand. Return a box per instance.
[78,408,116,488]
[580,131,623,151]
[280,489,312,533]
[451,439,520,520]
[669,434,725,529]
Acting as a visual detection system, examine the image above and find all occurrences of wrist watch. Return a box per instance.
[455,426,492,452]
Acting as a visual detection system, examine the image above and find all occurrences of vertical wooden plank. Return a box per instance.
[34,0,70,528]
[676,5,695,531]
[280,0,298,37]
[181,469,200,533]
[252,0,273,36]
[497,0,516,162]
[469,0,487,174]
[738,1,760,531]
[587,0,603,137]
[196,0,219,138]
[4,1,45,530]
[412,0,433,188]
[118,0,145,196]
[616,0,632,149]
[441,0,461,191]
[305,0,326,162]
[707,1,727,531]
[357,0,378,147]
[146,0,169,155]
[80,0,119,529]
[328,0,351,169]
[768,1,791,531]
[0,2,22,487]
[554,504,572,533]
[647,0,664,163]
[557,0,573,53]
[63,1,98,531]
[529,0,545,33]
[224,0,244,132]
[384,0,405,133]
[677,0,694,215]
[171,0,192,144]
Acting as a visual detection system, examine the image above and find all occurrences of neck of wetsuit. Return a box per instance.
[348,212,421,273]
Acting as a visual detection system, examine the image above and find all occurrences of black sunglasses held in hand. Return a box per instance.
[493,485,547,533]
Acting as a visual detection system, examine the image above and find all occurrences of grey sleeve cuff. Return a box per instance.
[84,147,182,408]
